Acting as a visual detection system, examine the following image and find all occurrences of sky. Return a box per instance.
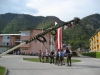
[0,0,100,21]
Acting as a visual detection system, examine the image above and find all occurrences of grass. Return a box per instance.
[23,58,40,62]
[23,58,81,63]
[0,66,6,75]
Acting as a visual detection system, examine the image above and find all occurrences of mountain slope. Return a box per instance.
[0,13,63,33]
[0,13,100,50]
[63,13,100,49]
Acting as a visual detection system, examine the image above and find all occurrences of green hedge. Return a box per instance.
[82,52,100,58]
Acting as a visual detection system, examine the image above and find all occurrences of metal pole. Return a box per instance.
[41,28,43,51]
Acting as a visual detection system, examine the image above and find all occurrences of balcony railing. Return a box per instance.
[15,39,21,42]
[0,44,15,47]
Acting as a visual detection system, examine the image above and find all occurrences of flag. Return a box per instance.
[54,21,58,25]
[55,21,62,50]
[64,24,72,30]
[64,26,68,30]
[56,27,62,50]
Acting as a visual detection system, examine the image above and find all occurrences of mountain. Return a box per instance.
[0,13,63,34]
[62,13,100,49]
[0,13,100,50]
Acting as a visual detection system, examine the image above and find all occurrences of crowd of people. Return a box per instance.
[38,47,72,66]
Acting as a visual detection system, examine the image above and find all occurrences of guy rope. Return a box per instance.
[0,17,80,57]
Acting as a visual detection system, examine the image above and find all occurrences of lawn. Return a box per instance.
[0,66,6,75]
[23,57,81,63]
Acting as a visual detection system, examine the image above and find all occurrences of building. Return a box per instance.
[0,29,56,54]
[20,29,56,54]
[0,34,21,54]
[90,28,100,52]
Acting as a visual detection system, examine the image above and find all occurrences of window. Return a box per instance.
[2,36,6,39]
[21,31,30,36]
[7,36,10,39]
[21,40,26,43]
[22,48,28,50]
[2,42,5,45]
[7,43,9,45]
[25,49,28,50]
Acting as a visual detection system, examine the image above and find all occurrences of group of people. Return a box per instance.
[38,47,72,66]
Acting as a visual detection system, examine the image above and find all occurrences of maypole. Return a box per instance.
[0,18,80,57]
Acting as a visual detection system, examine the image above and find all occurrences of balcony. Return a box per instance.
[15,39,21,42]
[0,44,15,47]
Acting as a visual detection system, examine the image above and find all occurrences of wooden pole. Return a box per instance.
[0,17,80,57]
[0,42,25,57]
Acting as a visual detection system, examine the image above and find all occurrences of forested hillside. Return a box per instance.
[0,13,63,34]
[0,13,100,49]
[62,13,100,49]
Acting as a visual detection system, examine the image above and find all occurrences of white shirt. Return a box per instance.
[69,49,72,54]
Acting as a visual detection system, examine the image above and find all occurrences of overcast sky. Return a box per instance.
[0,0,100,21]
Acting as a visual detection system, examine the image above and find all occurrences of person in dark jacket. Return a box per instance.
[50,50,55,64]
[55,50,59,65]
[66,47,72,66]
[38,50,42,62]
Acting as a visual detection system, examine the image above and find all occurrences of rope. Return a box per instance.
[43,43,49,51]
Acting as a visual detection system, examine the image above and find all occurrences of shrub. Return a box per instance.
[82,52,100,58]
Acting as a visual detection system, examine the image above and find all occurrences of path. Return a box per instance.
[0,55,100,75]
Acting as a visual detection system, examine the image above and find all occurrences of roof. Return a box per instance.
[27,28,45,30]
[27,28,42,30]
[0,34,21,36]
[20,28,45,32]
[90,28,100,39]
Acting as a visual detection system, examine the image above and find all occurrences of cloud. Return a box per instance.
[0,0,100,21]
[25,0,100,21]
[0,0,37,14]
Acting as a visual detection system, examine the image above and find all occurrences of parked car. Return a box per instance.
[32,52,38,56]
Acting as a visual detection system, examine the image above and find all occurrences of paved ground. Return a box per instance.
[0,55,100,75]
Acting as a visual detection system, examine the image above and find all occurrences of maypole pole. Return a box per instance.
[0,17,80,57]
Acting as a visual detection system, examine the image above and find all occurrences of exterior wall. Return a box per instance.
[20,31,30,54]
[20,36,30,47]
[2,35,10,45]
[49,34,56,51]
[0,34,21,54]
[29,30,50,53]
[20,29,52,54]
[0,29,56,54]
[90,31,100,52]
[29,29,42,53]
[0,36,2,45]
[20,47,29,54]
[10,36,14,46]
[10,36,20,46]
